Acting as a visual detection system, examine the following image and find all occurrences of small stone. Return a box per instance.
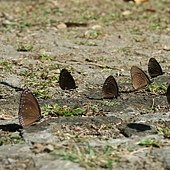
[57,23,67,29]
[91,25,102,30]
[44,144,54,153]
[163,45,170,51]
[122,10,131,16]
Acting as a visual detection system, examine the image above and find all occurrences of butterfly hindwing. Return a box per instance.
[131,66,151,90]
[18,89,41,127]
[59,69,76,90]
[102,75,119,99]
[148,58,163,78]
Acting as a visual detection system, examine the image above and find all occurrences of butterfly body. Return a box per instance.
[131,66,151,90]
[18,89,41,127]
[102,75,119,99]
[59,69,76,90]
[148,58,164,78]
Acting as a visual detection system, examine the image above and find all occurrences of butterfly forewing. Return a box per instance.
[148,58,163,78]
[131,66,151,90]
[59,69,76,90]
[18,89,41,127]
[166,85,170,105]
[102,75,119,99]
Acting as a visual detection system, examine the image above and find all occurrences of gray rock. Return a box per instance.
[151,147,170,170]
[38,159,84,170]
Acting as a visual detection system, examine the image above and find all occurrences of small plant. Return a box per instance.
[157,127,170,139]
[0,132,24,146]
[129,27,143,35]
[138,139,160,148]
[90,104,100,113]
[60,153,79,163]
[53,143,119,169]
[42,104,85,117]
[17,42,33,52]
[147,82,167,94]
[39,49,53,61]
[33,88,50,99]
[103,101,119,107]
[0,60,13,71]
[18,19,31,30]
[84,29,101,39]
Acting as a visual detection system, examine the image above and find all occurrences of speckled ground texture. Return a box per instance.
[0,0,170,170]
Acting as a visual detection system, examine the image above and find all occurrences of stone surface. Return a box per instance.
[0,0,170,169]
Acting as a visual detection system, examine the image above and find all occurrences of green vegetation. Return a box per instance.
[147,82,167,94]
[0,60,13,71]
[17,42,33,52]
[0,0,169,169]
[89,104,100,113]
[19,62,59,99]
[84,29,102,39]
[0,132,24,146]
[129,27,143,35]
[0,0,168,33]
[53,143,120,169]
[39,49,53,61]
[43,104,85,117]
[103,101,120,107]
[33,88,50,99]
[0,2,63,31]
[138,138,160,148]
[157,127,170,139]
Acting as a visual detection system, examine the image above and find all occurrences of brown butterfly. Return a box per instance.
[102,75,119,99]
[18,89,41,127]
[148,58,164,78]
[131,66,151,90]
[166,85,170,105]
[59,69,76,90]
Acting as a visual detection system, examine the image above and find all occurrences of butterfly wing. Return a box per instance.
[131,66,151,90]
[59,69,76,90]
[102,75,119,99]
[18,89,41,127]
[166,85,170,105]
[148,58,163,78]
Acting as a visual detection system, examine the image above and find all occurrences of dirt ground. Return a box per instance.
[0,0,170,170]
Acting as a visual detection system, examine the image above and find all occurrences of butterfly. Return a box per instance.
[166,85,170,105]
[148,58,164,78]
[102,75,119,99]
[131,66,151,90]
[18,89,41,127]
[59,69,76,90]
